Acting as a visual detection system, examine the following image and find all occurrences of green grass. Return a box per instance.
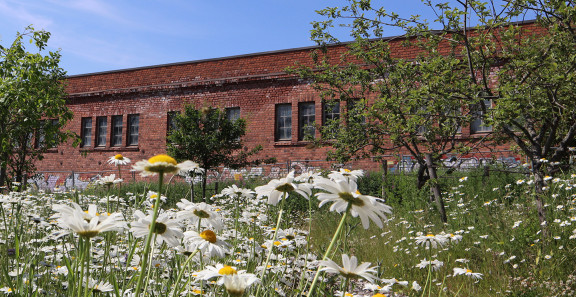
[308,169,576,296]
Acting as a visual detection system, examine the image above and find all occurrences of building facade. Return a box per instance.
[33,26,536,186]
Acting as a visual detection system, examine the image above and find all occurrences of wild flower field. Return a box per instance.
[0,154,575,296]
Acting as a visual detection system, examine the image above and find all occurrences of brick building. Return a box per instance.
[34,23,539,184]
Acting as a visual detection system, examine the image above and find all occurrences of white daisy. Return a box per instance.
[453,267,483,279]
[184,229,230,258]
[177,200,224,230]
[132,154,197,177]
[108,154,131,166]
[130,210,183,247]
[414,233,448,249]
[95,174,123,186]
[255,171,311,206]
[53,203,126,238]
[328,168,364,182]
[222,274,260,297]
[87,278,114,293]
[221,184,255,200]
[313,177,392,229]
[319,254,378,283]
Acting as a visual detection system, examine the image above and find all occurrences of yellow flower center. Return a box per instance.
[274,241,282,246]
[148,154,177,165]
[114,154,124,160]
[426,234,435,237]
[466,269,472,273]
[193,209,211,218]
[373,294,387,297]
[218,266,237,275]
[338,192,365,206]
[200,230,217,243]
[150,194,158,199]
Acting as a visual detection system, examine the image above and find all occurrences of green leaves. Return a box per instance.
[0,27,73,188]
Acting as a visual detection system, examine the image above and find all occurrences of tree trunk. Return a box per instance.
[202,170,207,202]
[425,154,447,223]
[416,164,429,190]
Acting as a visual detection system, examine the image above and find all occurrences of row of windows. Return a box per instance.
[81,114,139,148]
[77,102,491,150]
[275,101,349,142]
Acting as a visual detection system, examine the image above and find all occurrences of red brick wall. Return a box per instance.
[35,22,542,177]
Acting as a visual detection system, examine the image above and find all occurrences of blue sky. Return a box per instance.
[0,0,523,76]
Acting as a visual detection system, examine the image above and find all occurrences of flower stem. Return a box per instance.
[306,204,351,297]
[134,172,164,296]
[256,193,287,296]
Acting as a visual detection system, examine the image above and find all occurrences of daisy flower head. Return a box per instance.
[130,210,183,247]
[95,174,123,187]
[415,233,448,249]
[328,168,364,182]
[132,154,197,177]
[255,171,311,206]
[108,154,131,166]
[87,278,114,293]
[184,229,230,258]
[453,267,483,280]
[314,177,392,229]
[319,254,378,283]
[53,203,126,238]
[177,200,224,230]
[222,273,260,297]
[221,184,255,200]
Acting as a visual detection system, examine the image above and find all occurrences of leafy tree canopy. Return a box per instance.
[0,26,75,189]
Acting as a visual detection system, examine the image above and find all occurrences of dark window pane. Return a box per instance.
[81,117,92,147]
[128,114,139,146]
[96,117,107,147]
[111,115,123,146]
[275,104,292,141]
[299,102,315,141]
[226,107,241,123]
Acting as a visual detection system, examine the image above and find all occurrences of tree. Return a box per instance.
[296,0,576,227]
[167,105,272,200]
[0,26,75,190]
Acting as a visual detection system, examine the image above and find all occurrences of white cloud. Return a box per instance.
[0,0,53,30]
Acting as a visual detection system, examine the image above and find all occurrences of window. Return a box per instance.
[275,104,292,141]
[111,115,123,146]
[322,101,340,138]
[226,107,241,122]
[470,100,493,133]
[81,117,92,147]
[96,117,107,147]
[298,102,315,141]
[35,119,60,149]
[167,111,179,135]
[127,114,139,146]
[441,106,462,134]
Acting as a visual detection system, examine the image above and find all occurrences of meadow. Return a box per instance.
[0,154,575,296]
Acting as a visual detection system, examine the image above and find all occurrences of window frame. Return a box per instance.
[81,117,93,148]
[470,99,493,134]
[275,104,292,141]
[95,116,108,147]
[127,114,139,146]
[298,102,316,141]
[110,115,123,147]
[225,107,241,123]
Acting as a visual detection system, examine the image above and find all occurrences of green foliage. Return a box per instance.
[166,105,274,198]
[167,106,268,170]
[0,26,75,189]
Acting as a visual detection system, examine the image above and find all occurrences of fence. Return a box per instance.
[19,150,529,192]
